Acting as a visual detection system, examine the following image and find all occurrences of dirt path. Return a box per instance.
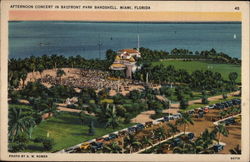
[188,91,240,105]
[57,103,95,116]
[131,91,240,123]
[57,106,82,113]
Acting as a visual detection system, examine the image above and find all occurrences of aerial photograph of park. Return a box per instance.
[8,13,242,154]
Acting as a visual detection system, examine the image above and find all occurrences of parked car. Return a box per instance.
[187,132,195,140]
[90,142,103,150]
[104,137,110,141]
[217,103,225,109]
[188,110,195,114]
[208,104,215,109]
[157,119,166,123]
[203,107,209,113]
[195,111,204,118]
[173,113,182,119]
[95,137,104,143]
[128,127,137,133]
[232,99,241,105]
[223,102,229,108]
[108,133,118,140]
[145,121,153,128]
[168,115,174,120]
[80,142,91,150]
[163,116,170,122]
[213,144,224,152]
[136,123,145,131]
[118,130,128,137]
[171,138,181,147]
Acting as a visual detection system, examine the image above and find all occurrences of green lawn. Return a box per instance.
[24,111,134,152]
[152,60,241,82]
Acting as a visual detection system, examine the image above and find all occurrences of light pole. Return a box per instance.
[98,34,102,59]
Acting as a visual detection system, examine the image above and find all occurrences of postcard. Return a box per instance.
[0,0,249,161]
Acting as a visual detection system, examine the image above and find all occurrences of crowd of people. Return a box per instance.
[40,69,145,92]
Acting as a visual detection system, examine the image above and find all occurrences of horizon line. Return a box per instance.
[9,20,242,24]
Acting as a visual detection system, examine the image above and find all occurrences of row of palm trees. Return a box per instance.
[139,47,241,65]
[172,125,229,154]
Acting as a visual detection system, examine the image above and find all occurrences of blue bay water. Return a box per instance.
[9,21,241,59]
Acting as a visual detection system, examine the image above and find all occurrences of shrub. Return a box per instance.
[179,99,188,109]
[88,121,95,136]
[34,136,46,143]
[210,89,217,96]
[8,143,27,152]
[42,138,55,151]
[8,133,29,152]
[202,96,209,104]
[223,94,227,99]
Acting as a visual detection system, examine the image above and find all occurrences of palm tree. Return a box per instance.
[19,69,27,88]
[79,111,85,125]
[105,104,122,129]
[189,139,204,153]
[173,141,194,154]
[213,123,229,144]
[124,134,142,153]
[176,112,194,134]
[43,101,58,118]
[167,123,180,139]
[37,64,45,78]
[56,69,66,84]
[103,142,122,153]
[141,136,153,148]
[197,129,216,152]
[153,126,167,142]
[229,72,238,86]
[8,108,36,142]
[29,56,36,80]
[219,111,228,119]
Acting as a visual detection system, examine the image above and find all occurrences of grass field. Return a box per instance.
[23,112,135,152]
[152,60,241,82]
[9,104,135,152]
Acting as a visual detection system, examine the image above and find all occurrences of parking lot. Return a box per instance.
[61,98,241,154]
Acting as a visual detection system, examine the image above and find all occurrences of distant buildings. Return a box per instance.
[117,49,141,59]
[110,49,141,79]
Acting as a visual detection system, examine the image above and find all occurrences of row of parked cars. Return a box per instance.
[77,112,188,152]
[189,98,241,119]
[155,113,183,124]
[78,123,147,152]
[207,98,241,110]
[170,132,195,147]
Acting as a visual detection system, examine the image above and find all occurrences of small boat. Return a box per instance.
[233,34,237,39]
[39,42,50,46]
